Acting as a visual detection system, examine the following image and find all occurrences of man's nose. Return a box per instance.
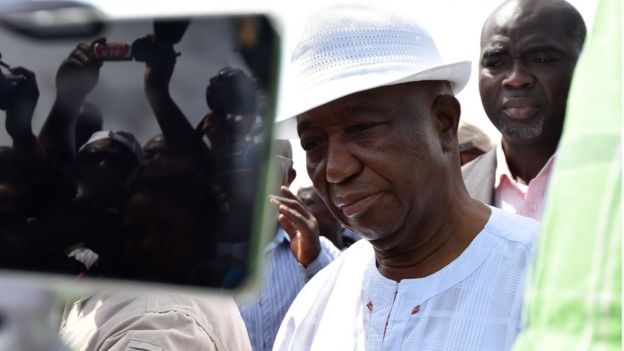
[502,60,535,89]
[325,138,362,184]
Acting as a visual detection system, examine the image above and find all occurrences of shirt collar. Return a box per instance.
[362,206,502,305]
[494,142,514,189]
[264,226,290,253]
[494,142,557,190]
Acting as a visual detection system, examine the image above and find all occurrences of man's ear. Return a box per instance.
[432,94,461,152]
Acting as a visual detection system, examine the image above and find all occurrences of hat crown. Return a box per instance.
[292,6,442,92]
[275,5,471,139]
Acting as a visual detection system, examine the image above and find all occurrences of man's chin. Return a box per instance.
[500,119,545,142]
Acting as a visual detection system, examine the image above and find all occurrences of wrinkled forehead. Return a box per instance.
[295,82,433,137]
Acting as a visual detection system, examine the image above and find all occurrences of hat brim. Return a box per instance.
[274,60,471,139]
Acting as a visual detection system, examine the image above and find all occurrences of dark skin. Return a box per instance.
[3,66,39,152]
[122,191,204,283]
[479,0,584,183]
[298,186,344,249]
[297,82,490,280]
[143,35,209,163]
[270,186,322,268]
[75,102,103,151]
[73,139,137,207]
[39,39,104,168]
[268,142,322,268]
[200,111,256,149]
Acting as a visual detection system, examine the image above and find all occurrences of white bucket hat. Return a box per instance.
[275,5,471,139]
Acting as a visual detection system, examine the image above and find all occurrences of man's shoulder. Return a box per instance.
[462,148,497,178]
[293,239,373,297]
[462,148,497,204]
[273,240,374,348]
[484,206,539,249]
[95,293,248,350]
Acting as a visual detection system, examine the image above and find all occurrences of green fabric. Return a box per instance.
[513,0,621,349]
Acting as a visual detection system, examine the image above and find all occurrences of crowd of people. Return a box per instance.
[0,0,619,350]
[0,20,271,289]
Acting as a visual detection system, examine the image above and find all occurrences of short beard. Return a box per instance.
[498,117,545,140]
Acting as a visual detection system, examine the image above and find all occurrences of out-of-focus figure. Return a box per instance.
[513,0,621,348]
[458,120,494,165]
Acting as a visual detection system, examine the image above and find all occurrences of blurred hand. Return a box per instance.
[5,66,39,147]
[55,40,103,102]
[6,66,39,112]
[133,34,177,67]
[200,112,228,148]
[141,35,177,94]
[270,186,321,267]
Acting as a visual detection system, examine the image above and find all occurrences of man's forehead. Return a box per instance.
[295,82,431,135]
[482,13,575,56]
[483,0,575,42]
[296,93,383,132]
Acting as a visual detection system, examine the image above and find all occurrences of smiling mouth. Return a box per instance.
[338,192,383,218]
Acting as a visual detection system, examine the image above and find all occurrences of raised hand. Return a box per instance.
[55,40,103,103]
[270,186,321,268]
[40,39,104,167]
[5,66,39,150]
[141,34,207,162]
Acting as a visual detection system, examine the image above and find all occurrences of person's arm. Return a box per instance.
[97,294,251,351]
[4,66,39,152]
[270,186,321,267]
[141,36,209,161]
[301,236,340,282]
[270,185,341,282]
[39,42,102,167]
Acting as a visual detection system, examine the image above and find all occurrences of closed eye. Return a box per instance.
[482,49,509,68]
[346,123,377,133]
[530,54,560,64]
[301,139,320,151]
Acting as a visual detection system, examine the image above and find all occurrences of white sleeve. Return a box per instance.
[101,311,219,351]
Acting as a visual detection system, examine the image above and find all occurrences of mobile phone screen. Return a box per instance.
[0,12,279,290]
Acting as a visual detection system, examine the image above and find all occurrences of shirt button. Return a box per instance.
[529,203,537,211]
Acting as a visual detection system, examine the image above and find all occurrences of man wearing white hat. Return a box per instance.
[272,5,538,350]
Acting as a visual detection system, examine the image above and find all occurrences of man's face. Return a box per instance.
[298,188,341,237]
[296,83,448,240]
[74,139,138,197]
[479,4,581,145]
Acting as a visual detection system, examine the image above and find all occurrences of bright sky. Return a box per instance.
[83,0,597,190]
